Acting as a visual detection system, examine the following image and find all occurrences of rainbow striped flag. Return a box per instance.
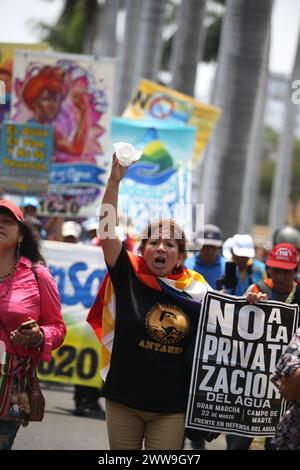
[87,251,210,380]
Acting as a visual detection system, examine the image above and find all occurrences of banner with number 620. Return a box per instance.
[37,240,107,387]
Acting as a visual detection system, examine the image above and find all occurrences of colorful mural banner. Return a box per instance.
[37,240,107,387]
[0,43,49,124]
[123,79,221,161]
[0,121,53,195]
[11,50,115,217]
[111,117,196,236]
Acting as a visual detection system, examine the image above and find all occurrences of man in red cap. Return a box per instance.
[227,242,300,450]
[252,243,299,302]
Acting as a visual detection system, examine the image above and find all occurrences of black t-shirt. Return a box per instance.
[104,247,201,413]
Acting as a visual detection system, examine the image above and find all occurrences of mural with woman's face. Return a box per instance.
[32,88,64,124]
[11,54,114,217]
[22,66,67,124]
[15,62,107,164]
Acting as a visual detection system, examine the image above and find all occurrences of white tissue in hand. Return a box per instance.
[113,142,142,167]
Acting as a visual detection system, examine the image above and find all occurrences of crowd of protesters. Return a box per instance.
[1,184,300,450]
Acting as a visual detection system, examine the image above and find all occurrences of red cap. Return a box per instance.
[266,243,299,270]
[0,199,24,222]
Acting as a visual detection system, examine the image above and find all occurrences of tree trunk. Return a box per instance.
[171,0,206,96]
[82,0,100,54]
[114,0,142,115]
[201,0,273,238]
[93,0,120,58]
[269,32,300,234]
[239,31,271,233]
[132,0,167,89]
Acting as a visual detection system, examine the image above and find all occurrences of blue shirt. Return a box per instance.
[229,258,266,296]
[185,254,226,289]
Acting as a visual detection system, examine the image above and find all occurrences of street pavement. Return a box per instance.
[13,382,109,450]
[12,382,226,450]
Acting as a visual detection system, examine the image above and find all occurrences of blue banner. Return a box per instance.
[50,163,106,186]
[0,121,53,195]
[111,118,196,234]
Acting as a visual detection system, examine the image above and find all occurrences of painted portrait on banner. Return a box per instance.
[11,50,115,217]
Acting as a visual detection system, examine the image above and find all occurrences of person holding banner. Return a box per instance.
[251,243,300,302]
[0,199,66,450]
[226,242,300,450]
[87,153,213,450]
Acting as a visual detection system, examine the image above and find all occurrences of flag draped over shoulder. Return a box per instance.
[87,251,210,380]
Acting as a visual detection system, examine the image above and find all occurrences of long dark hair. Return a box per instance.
[19,219,46,265]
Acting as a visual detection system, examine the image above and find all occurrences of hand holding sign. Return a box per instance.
[247,291,268,303]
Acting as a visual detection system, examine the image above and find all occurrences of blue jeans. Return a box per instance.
[0,420,20,450]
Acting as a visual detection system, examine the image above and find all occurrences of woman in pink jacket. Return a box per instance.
[0,199,66,449]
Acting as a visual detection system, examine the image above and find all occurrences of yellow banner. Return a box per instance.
[36,240,107,387]
[0,42,49,90]
[38,323,102,388]
[0,42,48,122]
[123,79,221,161]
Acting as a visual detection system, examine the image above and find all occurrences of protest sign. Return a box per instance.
[111,117,199,240]
[37,240,107,387]
[11,50,115,217]
[186,291,299,437]
[123,79,220,161]
[0,122,53,195]
[0,42,48,124]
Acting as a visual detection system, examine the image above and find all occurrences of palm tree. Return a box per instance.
[93,0,120,58]
[38,0,99,53]
[239,31,271,233]
[170,0,206,96]
[114,0,142,115]
[269,31,300,234]
[132,0,167,89]
[202,0,226,63]
[201,0,273,238]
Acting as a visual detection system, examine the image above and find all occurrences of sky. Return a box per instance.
[0,0,300,76]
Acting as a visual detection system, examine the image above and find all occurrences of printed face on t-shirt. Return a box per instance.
[145,304,189,345]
